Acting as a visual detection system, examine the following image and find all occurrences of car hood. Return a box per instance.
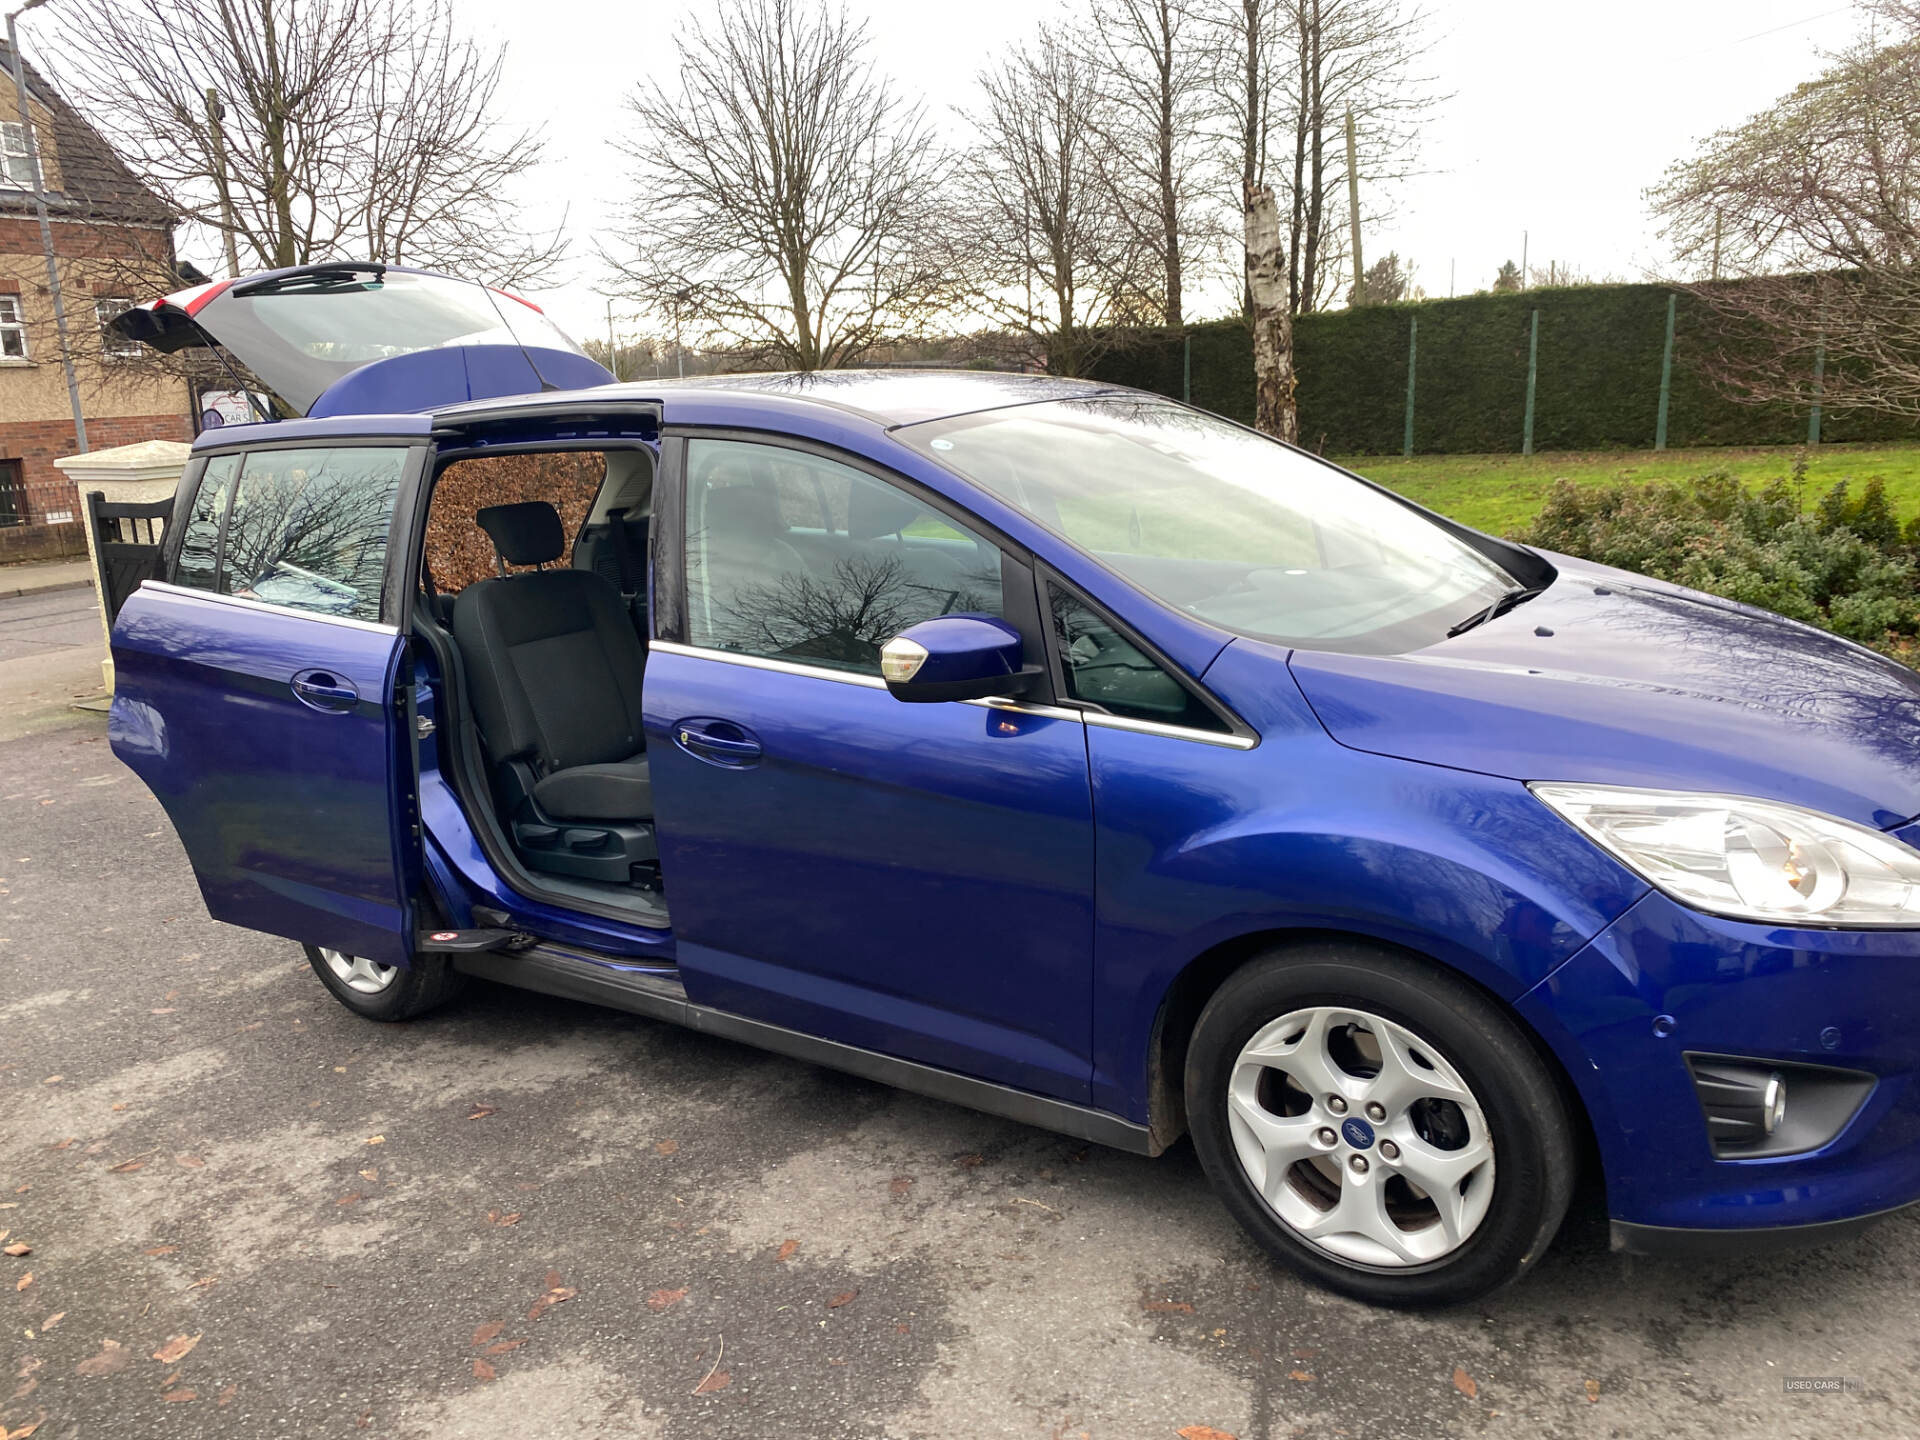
[1284,555,1920,829]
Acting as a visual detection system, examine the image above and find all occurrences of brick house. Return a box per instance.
[1,37,192,557]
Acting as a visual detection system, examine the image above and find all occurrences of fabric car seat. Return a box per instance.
[451,501,652,829]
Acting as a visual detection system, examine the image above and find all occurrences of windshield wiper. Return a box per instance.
[1446,584,1546,638]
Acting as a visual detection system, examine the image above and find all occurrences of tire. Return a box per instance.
[304,943,465,1022]
[1185,940,1575,1308]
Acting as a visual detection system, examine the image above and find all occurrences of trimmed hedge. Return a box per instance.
[1083,283,1920,454]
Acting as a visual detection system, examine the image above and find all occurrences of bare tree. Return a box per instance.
[1273,0,1438,314]
[1650,14,1920,418]
[50,0,561,286]
[1244,184,1297,437]
[953,27,1155,374]
[1086,0,1216,327]
[605,0,951,371]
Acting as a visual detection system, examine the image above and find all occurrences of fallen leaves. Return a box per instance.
[1452,1368,1478,1400]
[335,1194,363,1208]
[692,1336,729,1396]
[2,1418,44,1439]
[826,1290,858,1309]
[75,1341,130,1376]
[175,1155,204,1169]
[653,1139,678,1156]
[646,1288,687,1313]
[1142,1298,1194,1314]
[152,1334,202,1365]
[1585,1378,1601,1403]
[142,1245,177,1257]
[40,1076,61,1086]
[364,1135,385,1146]
[774,1239,798,1263]
[14,1273,30,1291]
[888,1176,914,1199]
[2,1243,27,1257]
[471,1358,495,1382]
[162,1389,197,1404]
[472,1322,504,1347]
[1288,1370,1314,1382]
[358,1169,378,1183]
[217,1385,236,1407]
[527,1270,577,1322]
[467,1105,497,1121]
[106,1160,144,1174]
[1176,1428,1236,1440]
[39,1313,63,1331]
[485,1210,521,1227]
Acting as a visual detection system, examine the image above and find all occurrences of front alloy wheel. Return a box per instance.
[318,947,400,995]
[1187,942,1576,1307]
[1227,1006,1495,1268]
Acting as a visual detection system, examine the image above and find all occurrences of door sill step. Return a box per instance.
[451,940,1154,1156]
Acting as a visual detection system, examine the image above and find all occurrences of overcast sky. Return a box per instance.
[137,0,1874,340]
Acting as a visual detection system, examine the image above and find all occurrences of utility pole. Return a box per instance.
[1520,230,1529,289]
[6,0,86,453]
[1344,111,1363,301]
[205,88,242,278]
[605,298,620,381]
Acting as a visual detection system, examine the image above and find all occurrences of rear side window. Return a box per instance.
[173,446,405,623]
[175,454,239,591]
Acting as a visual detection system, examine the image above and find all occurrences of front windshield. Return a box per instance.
[902,397,1518,655]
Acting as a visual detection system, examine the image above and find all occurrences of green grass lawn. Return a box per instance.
[1334,442,1920,537]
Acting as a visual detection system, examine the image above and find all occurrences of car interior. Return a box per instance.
[414,447,666,917]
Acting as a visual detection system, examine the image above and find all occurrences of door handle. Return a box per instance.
[672,717,763,767]
[291,669,360,713]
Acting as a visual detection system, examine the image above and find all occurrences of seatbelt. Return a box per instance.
[605,508,645,631]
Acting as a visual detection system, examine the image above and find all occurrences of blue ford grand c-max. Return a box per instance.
[106,263,1920,1306]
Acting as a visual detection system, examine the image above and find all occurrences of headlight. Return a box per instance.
[1529,782,1920,927]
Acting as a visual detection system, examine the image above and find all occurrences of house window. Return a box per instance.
[0,296,26,360]
[95,298,139,359]
[0,122,34,188]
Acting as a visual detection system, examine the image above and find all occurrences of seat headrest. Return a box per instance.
[476,501,565,567]
[847,481,923,540]
[703,485,786,543]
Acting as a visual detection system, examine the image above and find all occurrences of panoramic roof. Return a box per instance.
[644,369,1124,427]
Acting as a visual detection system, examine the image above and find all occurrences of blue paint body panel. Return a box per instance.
[106,354,1920,1251]
[643,648,1096,1101]
[109,585,417,963]
[1519,891,1920,1229]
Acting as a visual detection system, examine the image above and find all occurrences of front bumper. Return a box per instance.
[1611,1196,1920,1259]
[1518,887,1920,1240]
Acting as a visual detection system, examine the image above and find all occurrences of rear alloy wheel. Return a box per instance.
[1187,942,1575,1307]
[304,943,464,1021]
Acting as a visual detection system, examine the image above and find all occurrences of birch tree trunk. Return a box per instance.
[1245,184,1298,442]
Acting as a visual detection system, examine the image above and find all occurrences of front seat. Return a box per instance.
[451,501,655,885]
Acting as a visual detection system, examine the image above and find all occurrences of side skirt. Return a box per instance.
[454,943,1154,1156]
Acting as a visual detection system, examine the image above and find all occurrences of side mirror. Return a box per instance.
[879,615,1041,703]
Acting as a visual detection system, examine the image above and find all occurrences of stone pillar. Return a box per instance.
[53,440,192,692]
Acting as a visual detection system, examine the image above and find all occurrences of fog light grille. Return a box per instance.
[1684,1052,1875,1159]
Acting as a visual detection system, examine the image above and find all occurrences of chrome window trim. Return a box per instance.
[649,639,887,689]
[648,640,1086,720]
[140,579,400,636]
[1082,710,1258,750]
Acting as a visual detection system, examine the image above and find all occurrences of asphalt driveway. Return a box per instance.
[3,713,1917,1439]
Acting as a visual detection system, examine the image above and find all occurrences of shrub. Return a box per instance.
[1511,466,1920,656]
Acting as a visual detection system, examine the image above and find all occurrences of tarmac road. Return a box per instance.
[3,713,1918,1439]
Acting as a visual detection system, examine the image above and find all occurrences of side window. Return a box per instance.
[218,447,406,622]
[174,454,240,592]
[1050,585,1230,733]
[685,438,1004,675]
